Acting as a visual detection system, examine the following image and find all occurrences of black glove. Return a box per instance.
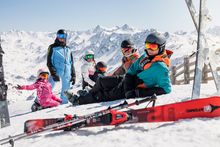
[52,74,60,81]
[125,90,136,99]
[70,77,76,85]
[135,77,144,86]
[15,84,22,90]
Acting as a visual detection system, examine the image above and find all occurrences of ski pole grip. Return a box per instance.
[135,94,157,105]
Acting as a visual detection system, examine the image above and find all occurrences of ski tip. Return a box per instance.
[9,138,14,147]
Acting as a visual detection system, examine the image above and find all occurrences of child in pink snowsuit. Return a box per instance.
[16,68,62,108]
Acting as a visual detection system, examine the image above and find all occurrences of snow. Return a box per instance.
[1,25,220,147]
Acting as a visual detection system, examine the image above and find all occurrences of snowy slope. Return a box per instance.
[0,25,220,147]
[1,84,220,147]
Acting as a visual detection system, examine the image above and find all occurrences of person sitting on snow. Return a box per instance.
[92,61,108,82]
[16,68,62,111]
[81,50,96,90]
[68,33,172,105]
[111,39,139,76]
[64,50,108,99]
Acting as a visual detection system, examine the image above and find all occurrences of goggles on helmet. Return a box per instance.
[57,33,67,39]
[98,67,107,73]
[85,54,94,60]
[39,72,49,79]
[145,43,159,51]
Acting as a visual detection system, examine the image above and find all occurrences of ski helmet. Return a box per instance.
[145,33,166,54]
[121,40,136,57]
[84,50,95,61]
[56,29,67,39]
[95,61,107,73]
[121,39,134,48]
[37,68,49,77]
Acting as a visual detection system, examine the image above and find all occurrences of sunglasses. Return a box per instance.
[57,33,67,39]
[85,54,94,60]
[121,48,132,54]
[121,48,135,57]
[39,73,49,79]
[145,43,159,51]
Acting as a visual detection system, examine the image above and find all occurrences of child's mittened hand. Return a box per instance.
[15,84,22,90]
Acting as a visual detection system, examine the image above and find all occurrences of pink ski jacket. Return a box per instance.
[19,78,62,107]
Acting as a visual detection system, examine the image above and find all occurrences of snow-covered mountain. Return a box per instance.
[1,25,220,90]
[0,25,220,147]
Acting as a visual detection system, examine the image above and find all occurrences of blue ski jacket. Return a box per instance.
[127,52,171,94]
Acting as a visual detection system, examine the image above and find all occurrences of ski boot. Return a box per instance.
[77,89,89,97]
[66,94,79,106]
[31,102,43,112]
[31,98,49,112]
[64,89,75,100]
[64,90,79,105]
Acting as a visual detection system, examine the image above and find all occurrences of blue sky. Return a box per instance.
[0,0,219,32]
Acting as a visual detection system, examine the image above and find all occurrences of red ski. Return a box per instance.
[24,96,220,132]
[127,96,220,123]
[1,96,156,146]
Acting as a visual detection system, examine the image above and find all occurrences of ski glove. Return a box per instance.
[70,77,76,85]
[15,84,22,90]
[125,90,136,99]
[52,74,60,81]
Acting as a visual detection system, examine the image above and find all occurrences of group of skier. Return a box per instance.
[67,32,172,105]
[16,29,173,111]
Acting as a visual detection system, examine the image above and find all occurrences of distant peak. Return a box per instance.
[120,24,134,31]
[93,25,105,33]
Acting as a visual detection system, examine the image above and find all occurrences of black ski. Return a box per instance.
[0,36,10,128]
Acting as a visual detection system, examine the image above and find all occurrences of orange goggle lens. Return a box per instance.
[145,43,159,51]
[98,67,107,73]
[39,73,49,79]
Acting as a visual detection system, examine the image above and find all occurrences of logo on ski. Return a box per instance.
[186,104,220,113]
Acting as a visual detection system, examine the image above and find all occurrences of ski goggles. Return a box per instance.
[121,48,131,53]
[39,73,49,79]
[121,48,133,56]
[85,54,94,60]
[145,43,159,51]
[98,67,107,73]
[57,33,67,39]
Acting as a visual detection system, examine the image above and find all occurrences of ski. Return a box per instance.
[0,95,156,146]
[24,96,220,130]
[185,0,220,96]
[0,36,10,128]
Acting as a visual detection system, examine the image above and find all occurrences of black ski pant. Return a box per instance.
[78,75,167,105]
[78,76,125,105]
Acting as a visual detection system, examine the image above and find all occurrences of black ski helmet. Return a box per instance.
[95,61,107,73]
[121,39,134,48]
[57,29,67,35]
[145,33,166,54]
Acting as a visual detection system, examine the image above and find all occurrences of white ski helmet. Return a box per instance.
[37,68,49,77]
[84,50,94,60]
[85,50,94,56]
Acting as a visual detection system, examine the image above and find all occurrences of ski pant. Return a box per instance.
[78,76,167,105]
[78,76,124,105]
[49,75,70,104]
[82,79,93,90]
